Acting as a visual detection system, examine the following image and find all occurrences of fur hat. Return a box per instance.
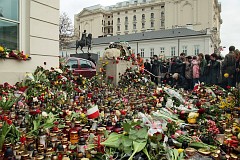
[172,73,179,79]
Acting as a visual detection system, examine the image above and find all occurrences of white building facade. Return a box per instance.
[66,28,214,59]
[0,0,60,84]
[74,0,222,52]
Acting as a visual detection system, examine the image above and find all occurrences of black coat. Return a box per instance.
[151,60,161,76]
[209,60,220,85]
[144,62,151,72]
[173,75,188,90]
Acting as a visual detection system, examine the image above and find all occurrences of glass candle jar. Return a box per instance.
[70,130,79,145]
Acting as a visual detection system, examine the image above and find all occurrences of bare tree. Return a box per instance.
[59,12,74,50]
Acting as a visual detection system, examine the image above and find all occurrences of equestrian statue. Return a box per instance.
[76,30,92,53]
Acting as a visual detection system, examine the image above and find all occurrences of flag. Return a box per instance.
[87,105,99,119]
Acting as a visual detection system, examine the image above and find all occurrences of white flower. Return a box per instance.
[55,68,63,74]
[2,97,6,103]
[42,111,48,117]
[33,97,38,102]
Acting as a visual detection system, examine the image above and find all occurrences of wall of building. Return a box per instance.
[74,0,221,49]
[75,11,106,39]
[112,2,165,35]
[90,35,214,59]
[0,0,60,84]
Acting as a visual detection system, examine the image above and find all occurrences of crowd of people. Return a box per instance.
[136,46,240,90]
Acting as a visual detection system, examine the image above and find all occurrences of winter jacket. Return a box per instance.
[151,60,161,76]
[222,51,236,76]
[209,60,220,85]
[199,59,207,76]
[192,60,200,79]
[185,62,193,80]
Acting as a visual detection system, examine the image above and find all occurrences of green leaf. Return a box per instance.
[129,134,137,140]
[122,136,132,147]
[129,129,137,135]
[136,128,148,139]
[128,141,147,160]
[123,122,131,133]
[173,149,178,160]
[101,133,123,148]
[69,145,76,150]
[42,123,54,129]
[124,146,132,154]
[142,147,151,160]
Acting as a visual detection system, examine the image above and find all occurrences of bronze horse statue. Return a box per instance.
[76,32,92,53]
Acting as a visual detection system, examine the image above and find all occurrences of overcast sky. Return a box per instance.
[60,0,240,53]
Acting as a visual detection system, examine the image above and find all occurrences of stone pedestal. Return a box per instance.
[97,60,134,86]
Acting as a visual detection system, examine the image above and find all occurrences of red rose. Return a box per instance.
[116,60,119,64]
[120,110,127,115]
[196,101,201,107]
[6,119,12,125]
[3,82,9,88]
[198,108,205,114]
[226,86,231,89]
[35,109,41,114]
[20,136,26,144]
[19,86,28,92]
[3,116,8,121]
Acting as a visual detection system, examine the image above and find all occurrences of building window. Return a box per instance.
[133,23,136,30]
[117,18,120,23]
[0,0,19,50]
[102,27,104,32]
[125,16,128,23]
[125,24,128,30]
[151,13,154,19]
[108,16,110,18]
[161,11,165,19]
[182,46,188,55]
[117,25,120,31]
[161,20,165,27]
[108,28,111,34]
[134,0,138,4]
[117,12,120,15]
[150,48,154,57]
[142,14,145,20]
[171,47,176,57]
[151,21,154,28]
[142,22,145,29]
[194,45,200,55]
[140,49,145,57]
[142,8,145,11]
[133,10,136,12]
[151,7,154,10]
[133,15,136,21]
[108,21,110,25]
[125,11,128,14]
[161,6,165,8]
[160,47,165,54]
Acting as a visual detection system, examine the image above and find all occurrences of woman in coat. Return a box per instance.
[192,56,200,86]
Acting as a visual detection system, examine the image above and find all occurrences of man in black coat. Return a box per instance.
[151,55,161,85]
[144,59,151,73]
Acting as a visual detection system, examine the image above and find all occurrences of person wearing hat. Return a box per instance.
[172,73,188,90]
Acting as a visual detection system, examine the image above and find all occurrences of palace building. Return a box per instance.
[74,0,222,52]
